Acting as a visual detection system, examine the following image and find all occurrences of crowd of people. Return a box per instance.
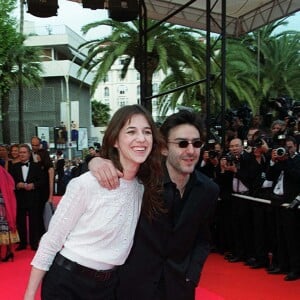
[0,101,299,300]
[0,137,55,257]
[197,106,300,282]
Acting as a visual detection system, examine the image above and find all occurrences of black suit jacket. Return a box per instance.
[266,153,300,203]
[10,162,44,208]
[117,170,219,300]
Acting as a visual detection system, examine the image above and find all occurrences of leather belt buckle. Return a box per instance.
[54,254,115,282]
[95,271,111,281]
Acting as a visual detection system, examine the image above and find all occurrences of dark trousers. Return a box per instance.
[252,203,269,265]
[42,259,118,300]
[232,196,254,259]
[215,196,234,253]
[16,204,41,248]
[277,208,300,273]
[155,274,195,300]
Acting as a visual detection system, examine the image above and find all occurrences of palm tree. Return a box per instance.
[214,39,259,113]
[240,19,300,111]
[0,35,43,144]
[16,36,43,142]
[79,19,205,113]
[158,37,258,116]
[0,0,43,144]
[255,33,300,100]
[157,67,205,116]
[158,21,300,118]
[0,0,19,144]
[91,100,110,126]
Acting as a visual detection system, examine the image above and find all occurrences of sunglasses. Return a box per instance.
[168,140,202,148]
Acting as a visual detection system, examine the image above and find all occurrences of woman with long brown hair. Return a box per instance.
[24,105,164,300]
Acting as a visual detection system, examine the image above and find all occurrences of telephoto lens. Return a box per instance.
[275,147,286,157]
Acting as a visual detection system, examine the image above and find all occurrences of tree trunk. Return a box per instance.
[1,91,11,144]
[135,51,159,114]
[18,1,25,142]
[20,0,24,33]
[144,79,153,113]
[18,64,25,143]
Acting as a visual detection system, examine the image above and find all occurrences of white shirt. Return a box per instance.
[31,171,143,271]
[21,162,29,182]
[273,171,284,196]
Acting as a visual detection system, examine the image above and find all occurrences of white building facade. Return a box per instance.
[93,55,165,121]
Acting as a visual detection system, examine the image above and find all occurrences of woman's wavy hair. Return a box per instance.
[101,105,165,219]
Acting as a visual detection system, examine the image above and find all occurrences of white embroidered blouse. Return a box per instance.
[31,171,143,271]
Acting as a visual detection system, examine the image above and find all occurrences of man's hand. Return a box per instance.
[24,183,35,191]
[89,157,123,189]
[287,196,300,210]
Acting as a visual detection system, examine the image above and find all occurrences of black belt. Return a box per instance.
[54,253,116,282]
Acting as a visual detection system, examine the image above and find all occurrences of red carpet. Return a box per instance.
[1,250,299,299]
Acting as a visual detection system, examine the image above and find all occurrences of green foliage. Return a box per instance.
[79,19,204,112]
[80,15,299,120]
[240,19,300,113]
[91,100,110,126]
[0,0,18,93]
[0,0,43,143]
[158,19,299,117]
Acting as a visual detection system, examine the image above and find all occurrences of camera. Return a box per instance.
[208,150,219,159]
[247,138,263,148]
[285,116,297,129]
[273,134,287,157]
[93,142,101,152]
[253,138,264,148]
[274,147,286,157]
[205,139,219,159]
[225,153,239,165]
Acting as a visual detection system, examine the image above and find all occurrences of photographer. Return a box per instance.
[198,139,222,180]
[198,140,223,253]
[246,137,272,269]
[217,138,261,264]
[265,136,300,281]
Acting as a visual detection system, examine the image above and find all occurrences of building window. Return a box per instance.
[104,87,109,97]
[118,99,127,107]
[118,85,128,95]
[119,58,126,65]
[103,74,109,82]
[136,72,140,80]
[137,85,140,95]
[153,83,158,93]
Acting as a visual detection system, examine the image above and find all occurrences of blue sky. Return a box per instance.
[276,12,300,32]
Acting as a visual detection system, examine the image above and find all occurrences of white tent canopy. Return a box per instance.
[145,0,299,36]
[68,0,300,36]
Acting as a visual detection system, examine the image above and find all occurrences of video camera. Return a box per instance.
[269,97,300,123]
[204,139,219,159]
[247,137,264,148]
[224,152,240,166]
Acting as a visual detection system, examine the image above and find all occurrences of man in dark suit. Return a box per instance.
[54,150,65,195]
[30,136,54,203]
[90,110,219,300]
[30,136,54,236]
[10,144,44,251]
[266,136,300,281]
